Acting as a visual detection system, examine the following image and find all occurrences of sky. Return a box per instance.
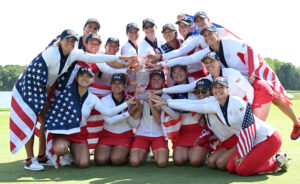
[0,0,299,66]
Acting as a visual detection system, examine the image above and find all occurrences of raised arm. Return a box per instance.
[167,97,218,114]
[162,36,202,60]
[158,47,210,67]
[163,81,196,94]
[96,63,127,74]
[93,96,128,116]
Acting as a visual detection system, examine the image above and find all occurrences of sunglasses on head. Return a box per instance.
[195,88,209,95]
[143,24,154,29]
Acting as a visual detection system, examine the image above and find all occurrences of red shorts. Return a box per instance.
[54,126,88,144]
[131,136,168,151]
[221,134,238,149]
[174,124,210,149]
[97,129,134,149]
[251,78,279,109]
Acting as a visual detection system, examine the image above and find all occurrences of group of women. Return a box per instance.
[11,11,297,177]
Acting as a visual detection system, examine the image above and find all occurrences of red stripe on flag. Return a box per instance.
[163,115,182,127]
[90,83,111,90]
[11,97,35,130]
[272,72,276,88]
[263,67,269,81]
[247,46,255,77]
[87,132,100,139]
[86,120,104,127]
[255,61,263,77]
[10,118,27,141]
[10,141,16,152]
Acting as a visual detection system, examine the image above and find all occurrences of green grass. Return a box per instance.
[1,101,300,184]
[0,108,10,112]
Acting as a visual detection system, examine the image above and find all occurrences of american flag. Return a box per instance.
[236,103,256,158]
[45,83,82,134]
[52,61,112,149]
[212,22,290,104]
[10,54,48,154]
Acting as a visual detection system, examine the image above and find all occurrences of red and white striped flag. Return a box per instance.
[236,103,256,158]
[10,54,48,154]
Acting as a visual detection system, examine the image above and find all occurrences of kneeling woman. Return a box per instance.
[45,67,135,168]
[169,65,209,166]
[154,76,289,176]
[94,73,139,166]
[130,70,173,168]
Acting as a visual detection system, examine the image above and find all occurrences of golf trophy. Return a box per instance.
[136,56,150,99]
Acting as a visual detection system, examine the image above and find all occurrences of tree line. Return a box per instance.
[0,58,300,91]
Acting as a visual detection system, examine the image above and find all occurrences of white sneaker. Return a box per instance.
[276,153,290,171]
[60,152,74,166]
[89,149,95,155]
[24,157,45,171]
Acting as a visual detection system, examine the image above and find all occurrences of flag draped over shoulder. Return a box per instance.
[10,54,48,154]
[212,22,290,103]
[45,83,82,134]
[236,103,256,158]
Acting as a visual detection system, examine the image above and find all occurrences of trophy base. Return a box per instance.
[137,92,149,100]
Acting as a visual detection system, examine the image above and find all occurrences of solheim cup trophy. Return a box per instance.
[136,56,150,99]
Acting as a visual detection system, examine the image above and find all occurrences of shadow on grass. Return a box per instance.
[0,159,280,184]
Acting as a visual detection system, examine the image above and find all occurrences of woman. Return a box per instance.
[168,65,210,167]
[138,18,164,57]
[94,73,140,166]
[120,22,140,96]
[10,29,134,171]
[46,67,136,168]
[158,23,183,86]
[153,25,300,140]
[121,22,140,56]
[130,70,175,168]
[159,23,183,54]
[153,76,289,176]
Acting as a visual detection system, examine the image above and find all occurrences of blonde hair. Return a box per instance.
[54,39,61,46]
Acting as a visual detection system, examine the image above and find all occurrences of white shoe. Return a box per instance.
[24,157,45,171]
[276,153,290,171]
[89,149,95,155]
[60,152,74,166]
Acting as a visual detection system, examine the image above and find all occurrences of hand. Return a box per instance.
[234,156,245,167]
[249,75,255,84]
[150,89,163,95]
[146,63,163,72]
[151,98,168,107]
[126,68,136,75]
[46,85,51,93]
[150,94,166,101]
[126,96,138,106]
[147,54,161,63]
[120,56,138,63]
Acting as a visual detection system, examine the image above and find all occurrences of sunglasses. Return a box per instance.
[195,88,209,95]
[143,25,155,29]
